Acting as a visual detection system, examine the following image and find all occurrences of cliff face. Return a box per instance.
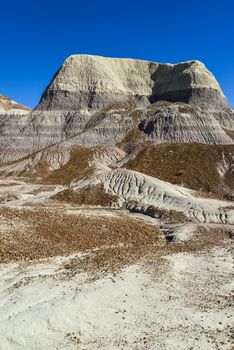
[0,55,233,165]
[36,55,227,111]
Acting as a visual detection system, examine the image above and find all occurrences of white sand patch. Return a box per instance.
[66,208,121,218]
[0,245,233,350]
[0,180,64,207]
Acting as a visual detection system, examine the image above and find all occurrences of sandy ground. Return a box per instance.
[0,179,233,350]
[0,244,233,350]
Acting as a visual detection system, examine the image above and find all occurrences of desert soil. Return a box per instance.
[0,179,233,350]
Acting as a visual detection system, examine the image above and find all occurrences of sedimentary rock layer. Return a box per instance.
[36,55,228,111]
[0,55,233,164]
[0,94,31,114]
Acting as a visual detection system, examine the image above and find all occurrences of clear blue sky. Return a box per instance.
[1,0,233,108]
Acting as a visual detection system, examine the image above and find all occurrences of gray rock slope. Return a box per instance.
[36,55,227,111]
[0,55,233,164]
[140,102,233,144]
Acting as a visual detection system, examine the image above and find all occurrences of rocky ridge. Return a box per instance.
[0,55,233,165]
[37,55,227,111]
[0,94,31,114]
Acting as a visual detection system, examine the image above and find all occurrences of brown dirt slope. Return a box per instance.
[0,207,161,262]
[2,146,95,185]
[44,146,95,185]
[125,142,234,199]
[53,183,119,206]
[0,206,231,277]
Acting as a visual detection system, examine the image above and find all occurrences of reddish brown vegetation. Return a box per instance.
[0,207,162,262]
[53,183,119,206]
[125,142,234,199]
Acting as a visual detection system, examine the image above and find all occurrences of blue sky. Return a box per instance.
[1,0,233,108]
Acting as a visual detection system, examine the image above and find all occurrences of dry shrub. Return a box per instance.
[0,207,162,263]
[0,205,232,278]
[149,101,196,113]
[125,142,234,198]
[53,183,119,207]
[0,145,96,185]
[42,146,95,185]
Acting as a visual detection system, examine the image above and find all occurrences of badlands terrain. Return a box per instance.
[0,55,233,349]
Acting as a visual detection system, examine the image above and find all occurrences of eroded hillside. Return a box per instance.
[0,55,233,350]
